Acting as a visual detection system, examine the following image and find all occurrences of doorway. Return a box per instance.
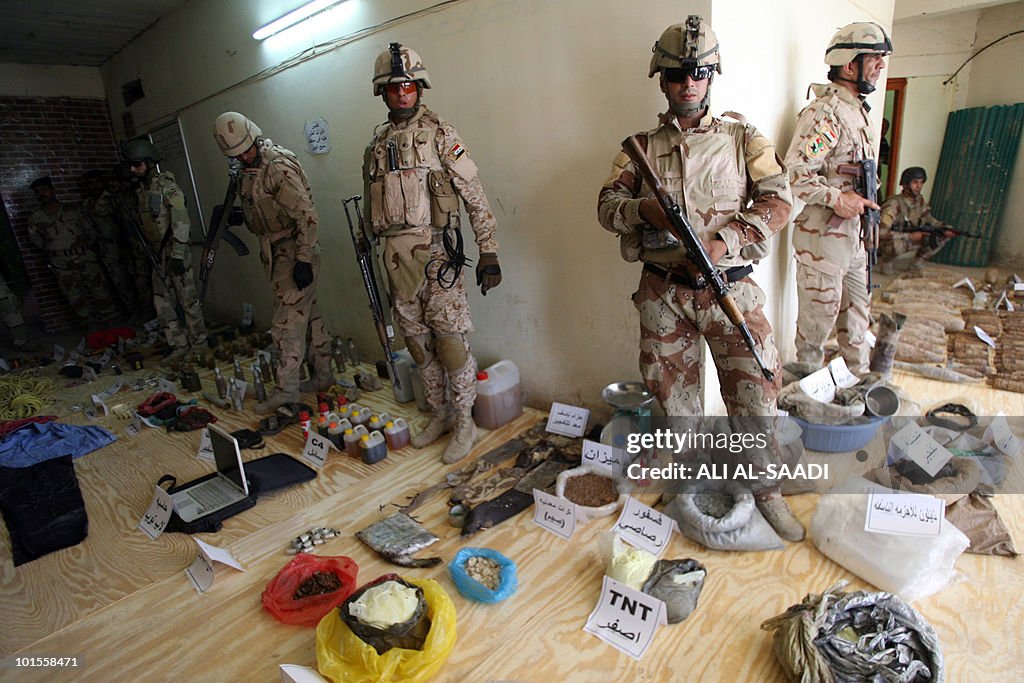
[882,77,907,200]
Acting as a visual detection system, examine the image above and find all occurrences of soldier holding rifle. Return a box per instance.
[786,21,892,374]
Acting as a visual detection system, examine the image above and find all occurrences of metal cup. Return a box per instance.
[864,384,900,417]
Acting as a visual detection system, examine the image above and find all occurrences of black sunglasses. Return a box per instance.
[663,65,715,83]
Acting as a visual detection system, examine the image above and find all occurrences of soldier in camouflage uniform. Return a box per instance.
[364,43,502,464]
[126,139,207,360]
[786,22,892,375]
[82,169,138,313]
[878,166,953,271]
[0,272,29,348]
[214,112,335,414]
[28,176,119,325]
[107,164,155,320]
[598,18,803,541]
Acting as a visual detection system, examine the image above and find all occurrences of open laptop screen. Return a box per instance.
[208,423,248,496]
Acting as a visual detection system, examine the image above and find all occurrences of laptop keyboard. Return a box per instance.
[190,481,239,510]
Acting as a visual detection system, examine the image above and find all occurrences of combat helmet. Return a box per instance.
[899,166,927,186]
[649,15,721,78]
[214,112,262,157]
[123,138,160,164]
[824,21,892,66]
[372,42,431,95]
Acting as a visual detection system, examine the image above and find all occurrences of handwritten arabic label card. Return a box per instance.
[865,491,945,537]
[612,497,672,557]
[827,356,860,389]
[799,366,836,403]
[185,538,245,594]
[304,118,332,155]
[974,325,996,349]
[53,344,65,363]
[532,488,575,539]
[280,665,330,683]
[581,439,625,477]
[984,415,1023,458]
[953,276,976,294]
[889,422,954,477]
[90,394,109,416]
[584,575,667,660]
[546,402,589,438]
[157,378,177,395]
[196,427,215,462]
[241,302,254,327]
[138,485,173,539]
[302,431,330,469]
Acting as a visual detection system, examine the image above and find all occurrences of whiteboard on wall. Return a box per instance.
[147,118,207,243]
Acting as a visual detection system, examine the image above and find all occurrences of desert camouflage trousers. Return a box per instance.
[633,269,780,417]
[269,239,331,393]
[153,251,206,351]
[795,253,870,374]
[50,253,119,324]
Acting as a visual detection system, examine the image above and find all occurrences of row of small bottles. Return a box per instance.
[305,400,409,464]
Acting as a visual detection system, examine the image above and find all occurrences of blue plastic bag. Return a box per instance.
[449,547,517,603]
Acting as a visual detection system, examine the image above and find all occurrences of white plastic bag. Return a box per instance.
[810,477,969,602]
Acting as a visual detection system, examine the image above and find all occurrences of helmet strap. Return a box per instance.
[664,73,712,118]
[384,83,423,121]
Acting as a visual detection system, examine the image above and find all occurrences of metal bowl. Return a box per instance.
[601,381,655,412]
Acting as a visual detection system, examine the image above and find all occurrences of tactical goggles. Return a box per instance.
[663,65,715,83]
[384,81,418,96]
[129,159,146,167]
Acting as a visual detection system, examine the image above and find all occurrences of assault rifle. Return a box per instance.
[107,187,171,293]
[828,158,879,294]
[892,222,980,249]
[343,195,401,390]
[199,159,250,301]
[621,135,775,382]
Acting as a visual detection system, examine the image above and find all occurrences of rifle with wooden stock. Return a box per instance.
[620,134,775,382]
[828,158,879,294]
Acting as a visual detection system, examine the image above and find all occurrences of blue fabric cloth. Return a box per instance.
[0,422,116,468]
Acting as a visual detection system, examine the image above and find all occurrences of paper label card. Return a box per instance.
[953,276,976,294]
[302,431,330,469]
[75,337,86,352]
[865,329,877,348]
[865,492,945,537]
[99,349,113,366]
[125,412,142,437]
[545,402,589,438]
[889,422,954,477]
[973,325,996,349]
[304,117,332,155]
[584,576,667,660]
[0,358,8,372]
[985,415,1023,458]
[144,318,160,332]
[157,378,177,395]
[280,665,330,683]
[138,486,173,539]
[90,394,109,416]
[799,366,837,403]
[532,488,575,539]
[186,538,244,594]
[581,439,625,477]
[828,356,860,389]
[197,427,215,462]
[613,497,673,556]
[53,344,65,363]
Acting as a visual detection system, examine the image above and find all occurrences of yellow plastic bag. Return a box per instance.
[316,577,457,683]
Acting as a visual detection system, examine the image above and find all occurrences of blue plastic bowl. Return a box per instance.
[790,415,888,453]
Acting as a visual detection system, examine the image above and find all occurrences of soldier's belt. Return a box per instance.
[51,247,86,257]
[643,263,752,290]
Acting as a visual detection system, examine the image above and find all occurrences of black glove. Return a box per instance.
[167,258,187,277]
[293,261,314,290]
[475,252,502,295]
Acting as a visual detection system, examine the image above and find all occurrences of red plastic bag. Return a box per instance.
[262,554,358,627]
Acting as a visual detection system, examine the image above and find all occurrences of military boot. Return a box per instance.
[299,367,336,393]
[442,408,478,464]
[755,491,805,542]
[255,388,300,415]
[411,409,452,449]
[162,346,190,364]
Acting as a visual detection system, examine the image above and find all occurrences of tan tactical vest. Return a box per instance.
[365,109,459,235]
[136,171,181,248]
[239,144,310,240]
[634,116,759,269]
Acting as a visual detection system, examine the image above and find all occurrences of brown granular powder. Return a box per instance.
[294,571,342,600]
[564,473,617,507]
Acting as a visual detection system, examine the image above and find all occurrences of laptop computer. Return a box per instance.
[171,424,250,523]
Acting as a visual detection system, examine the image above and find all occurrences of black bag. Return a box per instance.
[0,455,89,566]
[230,428,265,450]
[157,453,316,534]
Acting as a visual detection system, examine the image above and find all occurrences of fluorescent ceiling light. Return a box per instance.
[253,0,347,40]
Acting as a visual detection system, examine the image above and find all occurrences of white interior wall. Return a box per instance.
[897,77,957,202]
[100,0,894,417]
[0,64,105,98]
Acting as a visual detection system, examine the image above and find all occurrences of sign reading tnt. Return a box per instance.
[584,576,666,659]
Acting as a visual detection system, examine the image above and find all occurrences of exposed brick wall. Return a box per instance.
[0,96,120,333]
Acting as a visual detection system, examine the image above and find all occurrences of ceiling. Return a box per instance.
[0,0,189,67]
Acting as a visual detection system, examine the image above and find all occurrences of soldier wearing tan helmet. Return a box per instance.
[364,42,501,465]
[786,22,892,374]
[598,17,803,541]
[213,111,334,414]
[878,166,954,271]
[125,138,207,360]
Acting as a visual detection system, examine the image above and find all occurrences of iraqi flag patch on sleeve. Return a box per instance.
[447,142,466,162]
[804,121,838,159]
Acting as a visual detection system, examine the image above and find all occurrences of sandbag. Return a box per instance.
[664,482,784,552]
[640,559,706,624]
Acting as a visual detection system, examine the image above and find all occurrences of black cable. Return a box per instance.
[943,30,1024,86]
[426,224,472,289]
